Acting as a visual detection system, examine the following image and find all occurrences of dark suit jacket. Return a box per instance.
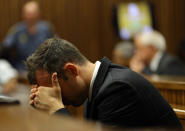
[84,57,182,128]
[143,52,185,76]
[56,57,182,129]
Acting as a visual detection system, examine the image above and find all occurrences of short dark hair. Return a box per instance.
[25,38,88,84]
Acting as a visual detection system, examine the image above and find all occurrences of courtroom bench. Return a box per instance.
[144,75,185,106]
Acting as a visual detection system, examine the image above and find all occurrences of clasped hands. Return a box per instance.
[30,72,64,115]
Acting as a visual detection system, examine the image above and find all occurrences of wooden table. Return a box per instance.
[0,105,181,131]
[0,105,107,131]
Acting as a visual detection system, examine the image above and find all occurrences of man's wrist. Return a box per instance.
[49,99,65,115]
[49,104,65,115]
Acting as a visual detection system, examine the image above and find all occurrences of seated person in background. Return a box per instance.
[178,37,185,64]
[0,59,29,105]
[2,1,54,71]
[27,38,182,129]
[0,59,18,94]
[112,41,135,67]
[130,31,185,76]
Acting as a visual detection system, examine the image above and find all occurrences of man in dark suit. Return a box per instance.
[112,41,135,67]
[143,53,185,75]
[130,31,185,76]
[27,38,182,129]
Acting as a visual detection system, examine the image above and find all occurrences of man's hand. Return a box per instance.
[129,54,145,73]
[30,72,64,115]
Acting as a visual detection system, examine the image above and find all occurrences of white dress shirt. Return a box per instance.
[150,51,163,72]
[89,61,101,101]
[0,59,17,85]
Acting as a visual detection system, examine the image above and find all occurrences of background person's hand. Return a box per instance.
[129,54,145,73]
[30,72,64,115]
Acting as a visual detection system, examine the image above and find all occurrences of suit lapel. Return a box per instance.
[91,57,111,101]
[86,57,111,118]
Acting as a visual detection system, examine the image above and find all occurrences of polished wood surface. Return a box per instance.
[0,105,181,131]
[171,104,185,129]
[144,75,185,83]
[172,104,185,120]
[0,105,105,131]
[144,75,185,106]
[0,0,185,62]
[144,75,185,128]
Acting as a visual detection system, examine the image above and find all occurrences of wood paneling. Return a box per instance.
[0,0,28,44]
[144,75,185,128]
[0,0,185,61]
[144,75,185,106]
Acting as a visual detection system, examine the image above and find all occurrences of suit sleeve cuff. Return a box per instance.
[54,108,70,116]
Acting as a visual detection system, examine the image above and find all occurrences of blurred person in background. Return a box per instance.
[2,1,54,71]
[0,59,30,105]
[178,38,185,64]
[112,41,135,67]
[130,31,185,76]
[0,59,18,94]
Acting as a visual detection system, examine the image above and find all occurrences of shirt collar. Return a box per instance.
[150,51,163,72]
[89,61,101,101]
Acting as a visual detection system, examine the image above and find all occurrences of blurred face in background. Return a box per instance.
[112,49,130,67]
[22,1,40,25]
[134,36,155,64]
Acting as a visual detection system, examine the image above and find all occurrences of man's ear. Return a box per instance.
[63,63,78,77]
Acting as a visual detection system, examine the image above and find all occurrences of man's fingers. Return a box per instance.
[32,84,38,89]
[30,93,36,99]
[31,88,38,93]
[30,100,34,105]
[51,72,60,89]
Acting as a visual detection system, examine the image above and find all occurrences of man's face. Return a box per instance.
[135,37,152,62]
[23,3,40,25]
[35,69,87,107]
[112,49,129,66]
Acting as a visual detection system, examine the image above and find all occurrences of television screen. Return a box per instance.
[117,2,153,40]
